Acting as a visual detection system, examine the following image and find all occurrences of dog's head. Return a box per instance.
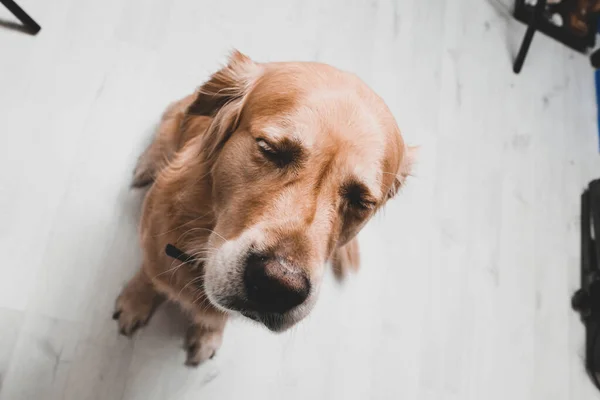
[189,51,413,331]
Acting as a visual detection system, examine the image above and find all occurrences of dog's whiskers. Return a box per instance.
[153,250,211,281]
[177,275,204,299]
[178,227,227,244]
[152,211,213,237]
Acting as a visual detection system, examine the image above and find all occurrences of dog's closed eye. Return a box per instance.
[341,182,377,212]
[256,138,304,168]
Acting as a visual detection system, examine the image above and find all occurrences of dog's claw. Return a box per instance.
[117,318,144,337]
[185,359,200,367]
[186,343,198,356]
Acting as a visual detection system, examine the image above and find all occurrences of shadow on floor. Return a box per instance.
[0,17,34,34]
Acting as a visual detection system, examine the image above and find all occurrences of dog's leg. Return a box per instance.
[184,312,227,366]
[332,238,360,280]
[113,268,164,336]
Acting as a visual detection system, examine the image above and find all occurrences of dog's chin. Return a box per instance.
[201,288,290,332]
[209,297,298,332]
[238,310,294,332]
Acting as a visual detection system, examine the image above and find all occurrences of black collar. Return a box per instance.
[165,244,197,265]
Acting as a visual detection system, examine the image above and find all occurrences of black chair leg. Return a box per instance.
[0,0,41,34]
[513,0,547,74]
[573,180,600,391]
[591,47,600,69]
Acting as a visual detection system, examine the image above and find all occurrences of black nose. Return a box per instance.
[243,252,310,314]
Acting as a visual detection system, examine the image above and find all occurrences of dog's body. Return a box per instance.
[114,52,413,365]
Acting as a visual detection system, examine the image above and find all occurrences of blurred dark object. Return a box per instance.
[513,0,548,73]
[513,0,600,73]
[0,0,41,35]
[572,179,600,391]
[591,47,600,67]
[570,0,600,36]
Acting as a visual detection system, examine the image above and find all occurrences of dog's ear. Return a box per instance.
[388,145,417,199]
[187,50,262,162]
[188,50,259,117]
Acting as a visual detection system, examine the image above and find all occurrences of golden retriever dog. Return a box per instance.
[113,51,414,366]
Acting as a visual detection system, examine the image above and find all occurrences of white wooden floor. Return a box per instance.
[1,0,599,399]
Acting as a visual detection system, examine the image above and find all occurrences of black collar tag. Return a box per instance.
[165,244,197,265]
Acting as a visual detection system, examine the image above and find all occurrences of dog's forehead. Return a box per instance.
[247,67,388,145]
[249,107,386,197]
[244,63,398,196]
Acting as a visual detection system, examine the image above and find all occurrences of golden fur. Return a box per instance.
[114,51,413,366]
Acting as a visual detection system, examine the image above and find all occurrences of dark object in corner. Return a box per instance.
[513,0,548,74]
[591,47,600,68]
[572,179,600,391]
[513,0,599,73]
[0,0,41,35]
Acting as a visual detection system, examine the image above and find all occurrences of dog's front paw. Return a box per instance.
[184,324,223,366]
[113,272,163,337]
[113,294,156,337]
